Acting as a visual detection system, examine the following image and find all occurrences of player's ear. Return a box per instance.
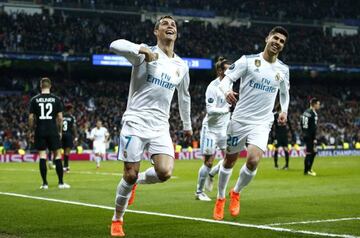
[153,29,158,37]
[265,35,269,43]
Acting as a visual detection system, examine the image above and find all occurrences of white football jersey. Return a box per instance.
[202,77,231,131]
[224,53,290,125]
[110,39,191,137]
[90,127,109,143]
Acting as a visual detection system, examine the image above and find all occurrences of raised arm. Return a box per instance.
[109,39,158,65]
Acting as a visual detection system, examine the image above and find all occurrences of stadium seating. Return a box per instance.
[0,77,359,152]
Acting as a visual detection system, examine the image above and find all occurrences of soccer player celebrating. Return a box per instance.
[28,77,70,189]
[195,57,231,201]
[89,120,109,169]
[109,16,192,236]
[213,26,290,220]
[61,103,78,172]
[301,98,320,176]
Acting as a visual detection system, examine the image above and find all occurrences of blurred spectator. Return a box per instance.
[0,11,359,66]
[0,77,359,152]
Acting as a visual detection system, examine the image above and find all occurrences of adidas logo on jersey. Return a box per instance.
[254,68,260,73]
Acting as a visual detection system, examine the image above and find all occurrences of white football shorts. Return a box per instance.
[200,125,227,155]
[226,120,271,154]
[118,122,174,162]
[93,141,106,155]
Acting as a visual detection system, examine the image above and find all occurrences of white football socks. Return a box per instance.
[113,179,133,221]
[95,156,101,167]
[233,163,257,193]
[209,159,223,177]
[217,164,233,199]
[137,167,162,184]
[196,164,211,193]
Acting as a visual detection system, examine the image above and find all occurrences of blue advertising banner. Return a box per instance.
[92,54,212,69]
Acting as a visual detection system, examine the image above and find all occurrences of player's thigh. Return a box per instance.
[246,124,271,153]
[118,133,147,163]
[62,135,73,150]
[215,128,228,151]
[305,138,314,153]
[225,120,247,155]
[93,142,106,155]
[34,133,47,151]
[151,154,174,175]
[277,136,288,148]
[148,131,174,159]
[200,126,216,155]
[48,134,61,151]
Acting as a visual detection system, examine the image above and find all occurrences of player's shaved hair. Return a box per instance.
[269,26,289,42]
[40,77,51,89]
[154,16,176,30]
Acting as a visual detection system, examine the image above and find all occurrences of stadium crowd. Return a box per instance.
[33,0,360,20]
[0,77,359,152]
[0,11,359,66]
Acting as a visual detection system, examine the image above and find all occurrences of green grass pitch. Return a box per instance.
[0,156,359,237]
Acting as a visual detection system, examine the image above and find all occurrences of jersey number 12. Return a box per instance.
[39,103,53,120]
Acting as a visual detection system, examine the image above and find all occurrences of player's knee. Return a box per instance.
[123,171,138,184]
[204,159,213,168]
[223,153,237,168]
[156,169,172,182]
[246,156,260,171]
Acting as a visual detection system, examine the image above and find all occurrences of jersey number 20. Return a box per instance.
[39,103,53,120]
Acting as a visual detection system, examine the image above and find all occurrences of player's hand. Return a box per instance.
[145,52,158,62]
[278,112,287,125]
[140,47,158,62]
[225,90,238,106]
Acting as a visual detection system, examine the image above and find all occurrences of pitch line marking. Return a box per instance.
[0,168,178,179]
[0,192,358,238]
[266,217,360,226]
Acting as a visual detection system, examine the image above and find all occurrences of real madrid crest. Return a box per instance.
[255,59,261,67]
